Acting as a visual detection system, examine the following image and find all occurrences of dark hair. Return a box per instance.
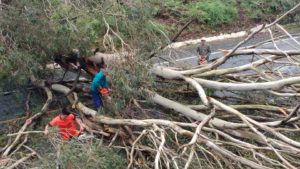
[62,107,71,115]
[97,57,107,69]
[94,48,100,54]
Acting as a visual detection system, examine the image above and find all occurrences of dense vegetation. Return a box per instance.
[0,1,163,168]
[151,0,299,38]
[1,0,299,84]
[156,0,298,25]
[0,1,168,83]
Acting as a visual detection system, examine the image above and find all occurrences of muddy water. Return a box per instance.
[0,91,25,121]
[0,70,80,122]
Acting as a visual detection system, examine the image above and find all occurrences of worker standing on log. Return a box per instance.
[197,38,211,65]
[90,63,111,110]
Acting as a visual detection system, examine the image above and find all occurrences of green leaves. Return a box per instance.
[240,0,299,20]
[187,0,238,27]
[109,57,154,112]
[0,0,167,84]
[40,140,126,169]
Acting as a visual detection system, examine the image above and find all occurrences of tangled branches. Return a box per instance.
[1,2,300,169]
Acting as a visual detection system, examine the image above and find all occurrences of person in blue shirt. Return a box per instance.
[90,64,110,109]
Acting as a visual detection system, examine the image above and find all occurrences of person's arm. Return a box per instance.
[70,63,79,69]
[45,117,57,136]
[102,75,109,89]
[207,46,211,56]
[44,124,49,136]
[93,62,98,71]
[196,47,200,55]
[75,118,84,132]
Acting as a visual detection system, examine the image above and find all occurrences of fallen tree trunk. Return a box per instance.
[51,84,273,169]
[195,54,284,77]
[228,49,300,56]
[188,104,292,113]
[88,52,127,64]
[4,4,300,168]
[194,76,300,91]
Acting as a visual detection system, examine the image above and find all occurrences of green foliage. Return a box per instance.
[109,57,154,112]
[1,0,298,86]
[38,140,126,169]
[0,132,8,147]
[187,0,238,27]
[240,0,298,21]
[0,0,168,84]
[153,0,298,30]
[155,0,238,27]
[161,0,186,17]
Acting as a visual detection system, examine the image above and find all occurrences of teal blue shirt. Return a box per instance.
[90,71,109,92]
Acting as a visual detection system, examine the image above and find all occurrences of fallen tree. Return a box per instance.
[2,2,300,169]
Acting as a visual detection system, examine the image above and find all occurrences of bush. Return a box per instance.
[0,0,168,85]
[162,0,186,17]
[109,56,154,113]
[39,140,126,169]
[240,0,298,22]
[187,0,238,27]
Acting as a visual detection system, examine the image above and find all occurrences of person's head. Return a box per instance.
[201,38,206,45]
[61,107,71,119]
[97,58,107,72]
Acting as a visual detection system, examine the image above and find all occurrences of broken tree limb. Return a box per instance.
[2,81,53,157]
[50,82,292,168]
[7,131,44,137]
[188,104,292,113]
[148,91,247,129]
[9,134,28,157]
[181,107,216,149]
[65,69,81,96]
[210,97,300,149]
[51,84,96,116]
[6,152,36,169]
[153,124,166,169]
[171,18,195,42]
[280,104,300,124]
[195,54,284,77]
[194,76,300,91]
[88,52,125,64]
[151,66,184,80]
[265,2,300,28]
[93,110,271,168]
[227,49,300,56]
[182,77,209,106]
[127,129,147,169]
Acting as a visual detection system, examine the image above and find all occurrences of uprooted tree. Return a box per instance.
[1,0,300,168]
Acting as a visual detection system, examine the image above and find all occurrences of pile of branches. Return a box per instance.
[2,2,300,169]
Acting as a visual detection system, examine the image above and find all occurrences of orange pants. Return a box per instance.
[198,55,207,65]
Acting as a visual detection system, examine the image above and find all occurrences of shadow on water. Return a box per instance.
[0,92,25,121]
[0,80,29,121]
[0,69,83,123]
